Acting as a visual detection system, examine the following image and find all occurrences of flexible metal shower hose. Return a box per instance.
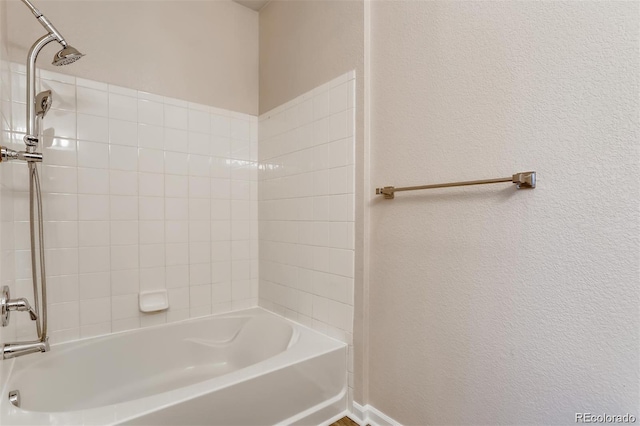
[28,162,47,341]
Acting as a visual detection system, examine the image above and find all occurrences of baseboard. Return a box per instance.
[349,402,366,424]
[350,402,402,426]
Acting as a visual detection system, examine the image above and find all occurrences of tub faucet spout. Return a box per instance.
[2,337,49,359]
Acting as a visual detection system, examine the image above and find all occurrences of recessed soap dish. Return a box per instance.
[139,290,169,313]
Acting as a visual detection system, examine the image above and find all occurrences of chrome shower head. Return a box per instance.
[52,46,84,66]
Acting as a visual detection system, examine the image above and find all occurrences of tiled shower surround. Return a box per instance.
[0,62,355,395]
[258,72,356,396]
[0,63,259,343]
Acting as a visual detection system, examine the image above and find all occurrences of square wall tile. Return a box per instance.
[78,114,108,143]
[77,87,108,117]
[78,140,109,169]
[138,100,163,126]
[109,119,137,146]
[138,124,163,149]
[109,93,137,122]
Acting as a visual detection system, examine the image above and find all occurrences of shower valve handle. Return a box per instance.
[7,299,38,320]
[1,286,38,327]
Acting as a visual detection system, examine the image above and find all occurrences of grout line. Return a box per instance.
[105,75,113,334]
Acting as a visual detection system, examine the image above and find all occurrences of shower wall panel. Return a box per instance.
[0,64,258,344]
[258,71,356,404]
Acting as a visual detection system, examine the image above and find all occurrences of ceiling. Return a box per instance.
[233,0,270,12]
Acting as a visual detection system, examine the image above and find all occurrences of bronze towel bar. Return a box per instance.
[375,171,536,199]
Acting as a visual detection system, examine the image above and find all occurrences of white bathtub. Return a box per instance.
[0,308,347,425]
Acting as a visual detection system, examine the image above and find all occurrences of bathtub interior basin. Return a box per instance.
[0,307,347,425]
[10,312,293,412]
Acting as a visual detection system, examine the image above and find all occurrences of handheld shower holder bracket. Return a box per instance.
[23,135,38,147]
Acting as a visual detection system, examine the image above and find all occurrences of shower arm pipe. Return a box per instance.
[24,33,56,151]
[20,0,67,47]
[19,0,40,16]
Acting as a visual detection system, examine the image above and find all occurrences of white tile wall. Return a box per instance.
[1,63,258,344]
[0,58,16,345]
[258,72,355,400]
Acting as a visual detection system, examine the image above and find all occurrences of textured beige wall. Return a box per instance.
[369,1,639,424]
[6,0,259,115]
[259,0,366,404]
[259,0,363,114]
